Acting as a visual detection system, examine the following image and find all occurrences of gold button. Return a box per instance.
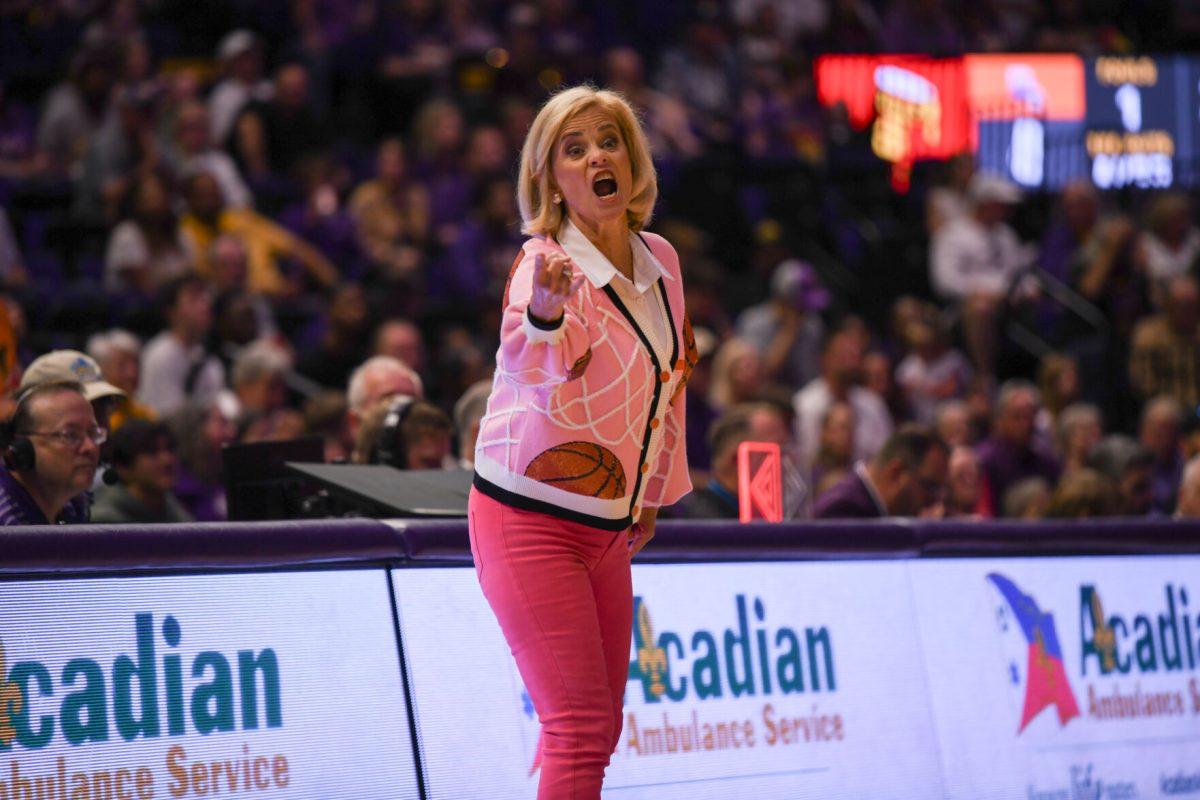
[650,418,660,429]
[640,463,649,474]
[659,370,670,382]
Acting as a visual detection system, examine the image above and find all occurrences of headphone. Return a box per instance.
[0,389,37,473]
[375,395,417,469]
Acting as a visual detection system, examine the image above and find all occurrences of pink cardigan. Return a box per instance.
[473,231,695,531]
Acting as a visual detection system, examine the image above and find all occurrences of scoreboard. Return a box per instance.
[815,53,1200,191]
[1084,56,1187,190]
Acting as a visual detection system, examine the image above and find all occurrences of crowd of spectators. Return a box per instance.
[0,0,1199,525]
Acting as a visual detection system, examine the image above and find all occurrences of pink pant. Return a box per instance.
[468,488,633,800]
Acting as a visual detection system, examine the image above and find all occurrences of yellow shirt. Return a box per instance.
[181,209,300,296]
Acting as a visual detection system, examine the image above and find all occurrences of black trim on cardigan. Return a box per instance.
[472,473,633,532]
[602,277,681,520]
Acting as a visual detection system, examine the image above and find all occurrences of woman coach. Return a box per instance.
[468,85,696,798]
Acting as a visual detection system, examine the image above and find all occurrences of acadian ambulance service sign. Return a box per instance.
[393,563,944,799]
[0,570,418,799]
[910,556,1200,800]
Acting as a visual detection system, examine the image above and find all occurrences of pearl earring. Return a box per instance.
[552,193,562,204]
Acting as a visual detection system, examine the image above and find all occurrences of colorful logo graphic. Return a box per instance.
[988,573,1081,732]
[0,641,22,747]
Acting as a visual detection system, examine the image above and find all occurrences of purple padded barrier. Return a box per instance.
[916,516,1200,556]
[0,518,402,576]
[394,517,1200,564]
[386,517,921,564]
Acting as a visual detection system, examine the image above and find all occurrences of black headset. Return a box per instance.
[375,395,417,469]
[0,389,37,473]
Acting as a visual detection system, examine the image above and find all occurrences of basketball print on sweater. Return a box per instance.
[524,441,628,499]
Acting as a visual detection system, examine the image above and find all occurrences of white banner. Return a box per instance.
[910,556,1200,800]
[393,562,945,800]
[0,570,418,799]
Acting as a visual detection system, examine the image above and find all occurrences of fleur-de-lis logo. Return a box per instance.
[636,603,667,700]
[0,641,23,747]
[1089,591,1117,673]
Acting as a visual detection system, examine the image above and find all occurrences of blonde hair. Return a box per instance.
[517,85,657,238]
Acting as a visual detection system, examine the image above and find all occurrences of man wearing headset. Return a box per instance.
[0,381,103,525]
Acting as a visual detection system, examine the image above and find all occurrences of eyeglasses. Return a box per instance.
[24,427,108,449]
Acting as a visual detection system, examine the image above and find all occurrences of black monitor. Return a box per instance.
[222,436,325,521]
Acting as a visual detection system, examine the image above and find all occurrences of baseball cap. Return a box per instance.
[968,173,1022,205]
[217,30,259,62]
[770,259,830,312]
[18,350,125,403]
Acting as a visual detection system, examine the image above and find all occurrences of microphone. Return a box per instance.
[101,464,119,486]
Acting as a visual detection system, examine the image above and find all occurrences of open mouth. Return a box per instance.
[592,175,618,198]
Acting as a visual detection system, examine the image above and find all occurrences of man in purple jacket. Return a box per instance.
[976,380,1060,515]
[815,425,949,519]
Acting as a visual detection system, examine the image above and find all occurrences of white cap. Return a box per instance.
[968,173,1022,205]
[217,30,259,62]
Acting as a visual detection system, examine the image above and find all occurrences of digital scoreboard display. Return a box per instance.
[1084,56,1190,190]
[818,52,1200,191]
[965,54,1087,190]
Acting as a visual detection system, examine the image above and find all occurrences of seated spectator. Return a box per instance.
[105,170,190,294]
[180,171,337,297]
[675,402,791,519]
[1086,435,1155,516]
[374,318,428,377]
[933,399,974,448]
[352,396,452,470]
[1175,456,1200,519]
[1139,395,1184,514]
[1130,276,1200,409]
[814,425,948,519]
[296,283,371,391]
[431,175,524,315]
[976,380,1060,516]
[92,420,193,523]
[1002,476,1051,520]
[38,44,118,178]
[896,311,971,425]
[735,259,828,390]
[230,62,330,181]
[453,379,492,470]
[231,340,291,415]
[811,401,855,500]
[945,445,985,518]
[1036,352,1081,439]
[930,173,1031,373]
[0,382,102,525]
[302,392,352,463]
[1044,469,1120,519]
[1140,192,1200,291]
[208,30,273,149]
[139,274,226,417]
[167,100,252,209]
[278,156,361,271]
[346,355,424,440]
[208,234,277,338]
[1056,402,1104,478]
[925,152,974,235]
[348,138,431,283]
[794,328,893,469]
[75,84,163,224]
[708,337,765,413]
[86,329,156,430]
[169,398,237,521]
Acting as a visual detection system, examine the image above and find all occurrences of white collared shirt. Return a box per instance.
[558,218,673,370]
